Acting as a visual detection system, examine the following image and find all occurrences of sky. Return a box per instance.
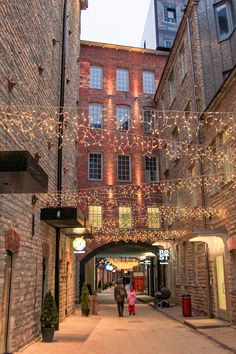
[81,0,151,48]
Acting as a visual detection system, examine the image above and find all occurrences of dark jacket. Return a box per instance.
[114,284,127,302]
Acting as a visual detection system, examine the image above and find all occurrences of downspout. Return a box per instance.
[55,0,68,327]
[186,14,207,228]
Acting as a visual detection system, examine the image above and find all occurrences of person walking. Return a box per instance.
[127,288,136,315]
[114,279,127,317]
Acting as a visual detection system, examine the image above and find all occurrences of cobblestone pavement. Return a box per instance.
[17,290,234,354]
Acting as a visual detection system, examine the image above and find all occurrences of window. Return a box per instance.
[147,207,161,229]
[169,70,176,104]
[179,43,187,80]
[164,4,177,23]
[89,104,103,128]
[145,156,159,182]
[164,39,173,48]
[215,1,234,41]
[119,206,132,228]
[222,130,234,181]
[89,205,102,229]
[144,110,156,133]
[191,166,198,207]
[143,71,155,94]
[88,153,102,180]
[90,66,103,89]
[117,155,131,182]
[116,68,129,92]
[116,106,130,131]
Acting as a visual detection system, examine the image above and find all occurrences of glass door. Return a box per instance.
[216,255,227,320]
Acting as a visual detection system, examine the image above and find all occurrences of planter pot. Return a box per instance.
[82,308,90,317]
[41,327,55,342]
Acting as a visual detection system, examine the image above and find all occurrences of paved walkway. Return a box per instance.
[17,290,234,354]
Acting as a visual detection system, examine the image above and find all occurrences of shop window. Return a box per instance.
[89,205,102,229]
[119,206,132,229]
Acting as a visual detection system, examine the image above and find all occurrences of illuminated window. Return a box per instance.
[143,71,155,94]
[164,4,177,23]
[222,130,234,181]
[191,166,198,207]
[143,110,156,133]
[116,106,130,131]
[119,206,132,229]
[88,153,102,180]
[215,1,235,41]
[147,207,161,229]
[116,68,129,92]
[90,66,103,89]
[89,206,102,229]
[117,155,131,182]
[89,104,103,128]
[145,156,159,182]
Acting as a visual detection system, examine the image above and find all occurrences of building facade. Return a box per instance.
[141,0,187,50]
[0,1,87,352]
[77,41,168,294]
[154,0,236,323]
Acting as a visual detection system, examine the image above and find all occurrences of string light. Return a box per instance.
[106,258,140,270]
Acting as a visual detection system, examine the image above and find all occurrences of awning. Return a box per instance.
[0,151,48,193]
[40,207,93,237]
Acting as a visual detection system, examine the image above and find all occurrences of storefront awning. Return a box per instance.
[0,151,48,193]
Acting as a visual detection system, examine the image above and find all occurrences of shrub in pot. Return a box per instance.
[40,291,59,342]
[81,283,90,316]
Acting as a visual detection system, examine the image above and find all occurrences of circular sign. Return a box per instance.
[73,237,86,251]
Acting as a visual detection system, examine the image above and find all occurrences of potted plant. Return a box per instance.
[80,283,90,316]
[40,290,59,342]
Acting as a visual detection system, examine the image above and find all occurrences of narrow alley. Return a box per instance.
[17,289,233,354]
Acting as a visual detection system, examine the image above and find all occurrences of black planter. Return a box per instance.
[41,327,55,342]
[82,308,90,317]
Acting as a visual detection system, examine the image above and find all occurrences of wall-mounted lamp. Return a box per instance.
[134,97,138,101]
[108,94,112,99]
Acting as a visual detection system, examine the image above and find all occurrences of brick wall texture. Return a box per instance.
[155,0,236,323]
[0,1,83,351]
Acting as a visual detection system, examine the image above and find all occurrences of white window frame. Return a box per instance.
[147,207,161,229]
[116,68,129,92]
[89,103,103,128]
[145,156,159,182]
[90,65,103,89]
[143,71,155,94]
[89,205,102,229]
[215,1,234,41]
[117,154,131,182]
[88,153,103,181]
[116,105,130,131]
[119,206,132,229]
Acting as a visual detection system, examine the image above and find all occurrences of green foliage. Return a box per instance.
[40,291,59,328]
[80,283,90,309]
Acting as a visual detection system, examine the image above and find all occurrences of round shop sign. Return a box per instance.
[73,237,86,252]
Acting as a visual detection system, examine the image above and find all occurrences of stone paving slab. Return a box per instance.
[184,318,232,329]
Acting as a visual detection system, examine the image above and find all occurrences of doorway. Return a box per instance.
[216,255,227,320]
[2,251,13,354]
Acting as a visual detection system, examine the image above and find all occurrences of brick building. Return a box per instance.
[154,0,236,323]
[77,41,168,293]
[0,1,87,352]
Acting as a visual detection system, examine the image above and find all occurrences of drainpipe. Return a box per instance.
[55,0,68,328]
[186,14,207,228]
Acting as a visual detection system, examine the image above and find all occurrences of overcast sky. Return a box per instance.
[81,0,151,47]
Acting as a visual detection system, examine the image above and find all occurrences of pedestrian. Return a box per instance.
[127,288,136,315]
[114,279,127,317]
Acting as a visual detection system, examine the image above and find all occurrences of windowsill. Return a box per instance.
[218,26,236,43]
[88,178,103,182]
[117,180,132,183]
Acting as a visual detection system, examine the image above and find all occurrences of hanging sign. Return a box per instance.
[73,237,86,253]
[158,249,170,265]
